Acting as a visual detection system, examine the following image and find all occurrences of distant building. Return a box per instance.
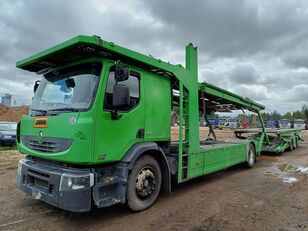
[1,94,12,107]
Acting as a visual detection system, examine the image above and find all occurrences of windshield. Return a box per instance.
[0,123,17,131]
[31,62,102,114]
[294,120,304,125]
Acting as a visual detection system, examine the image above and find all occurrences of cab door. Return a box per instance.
[94,64,144,163]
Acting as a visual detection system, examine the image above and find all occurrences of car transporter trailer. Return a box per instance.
[16,35,303,212]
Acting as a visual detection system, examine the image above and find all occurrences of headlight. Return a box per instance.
[59,173,94,191]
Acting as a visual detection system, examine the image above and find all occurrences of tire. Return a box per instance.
[295,138,299,149]
[289,140,294,151]
[247,143,256,168]
[205,138,214,141]
[126,155,162,211]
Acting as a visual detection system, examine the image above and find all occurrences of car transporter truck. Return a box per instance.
[16,35,303,212]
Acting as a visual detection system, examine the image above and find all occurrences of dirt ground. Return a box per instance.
[0,130,308,231]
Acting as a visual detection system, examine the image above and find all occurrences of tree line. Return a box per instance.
[261,104,308,121]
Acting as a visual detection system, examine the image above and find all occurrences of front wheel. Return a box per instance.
[247,143,256,168]
[126,155,162,211]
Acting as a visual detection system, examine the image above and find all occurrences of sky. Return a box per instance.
[0,0,307,113]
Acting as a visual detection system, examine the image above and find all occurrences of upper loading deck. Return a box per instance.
[16,35,184,77]
[199,82,264,113]
[16,35,265,114]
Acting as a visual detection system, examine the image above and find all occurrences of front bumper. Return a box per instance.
[17,158,92,212]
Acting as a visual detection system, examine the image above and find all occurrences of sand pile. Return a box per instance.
[0,103,29,122]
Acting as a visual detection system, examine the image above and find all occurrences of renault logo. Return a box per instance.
[38,131,44,144]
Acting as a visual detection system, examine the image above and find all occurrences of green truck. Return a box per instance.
[16,35,302,212]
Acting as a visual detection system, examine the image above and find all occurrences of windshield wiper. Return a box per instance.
[48,107,79,112]
[31,108,48,114]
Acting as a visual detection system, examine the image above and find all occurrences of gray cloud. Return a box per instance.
[145,0,308,58]
[0,0,308,113]
[228,64,257,85]
[283,50,308,69]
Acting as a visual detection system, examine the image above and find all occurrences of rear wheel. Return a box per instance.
[247,143,256,168]
[126,155,162,211]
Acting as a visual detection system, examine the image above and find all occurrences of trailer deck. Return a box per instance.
[234,128,301,134]
[234,128,303,153]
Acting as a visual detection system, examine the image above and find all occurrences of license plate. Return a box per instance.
[3,135,12,139]
[34,117,48,128]
[31,190,42,200]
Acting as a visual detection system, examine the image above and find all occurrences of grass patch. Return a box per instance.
[0,145,17,152]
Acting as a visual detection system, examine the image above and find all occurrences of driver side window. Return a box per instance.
[104,70,140,111]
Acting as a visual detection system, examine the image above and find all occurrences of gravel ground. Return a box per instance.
[0,130,307,231]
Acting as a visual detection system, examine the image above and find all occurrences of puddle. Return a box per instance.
[282,177,298,184]
[264,162,308,184]
[296,167,308,174]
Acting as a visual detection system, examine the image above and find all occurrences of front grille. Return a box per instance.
[35,178,49,189]
[28,140,57,152]
[28,169,50,179]
[22,136,72,153]
[27,168,50,191]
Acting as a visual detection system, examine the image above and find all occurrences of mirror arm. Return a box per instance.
[34,80,41,93]
[111,109,119,120]
[111,82,119,120]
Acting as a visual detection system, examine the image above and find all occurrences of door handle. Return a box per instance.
[136,128,145,138]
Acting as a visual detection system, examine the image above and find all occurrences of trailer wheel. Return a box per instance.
[247,144,256,168]
[292,138,297,149]
[292,137,296,150]
[289,140,294,151]
[126,155,162,211]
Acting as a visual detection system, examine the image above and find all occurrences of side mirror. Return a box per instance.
[113,84,130,108]
[65,78,75,88]
[34,80,40,93]
[115,64,130,82]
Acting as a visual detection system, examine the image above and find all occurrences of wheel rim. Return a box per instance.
[249,148,255,165]
[135,167,156,199]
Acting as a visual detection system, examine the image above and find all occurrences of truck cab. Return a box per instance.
[16,35,176,212]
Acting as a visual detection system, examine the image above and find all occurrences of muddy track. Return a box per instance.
[0,130,307,231]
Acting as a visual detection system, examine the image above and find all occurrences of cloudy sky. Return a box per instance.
[0,0,307,113]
